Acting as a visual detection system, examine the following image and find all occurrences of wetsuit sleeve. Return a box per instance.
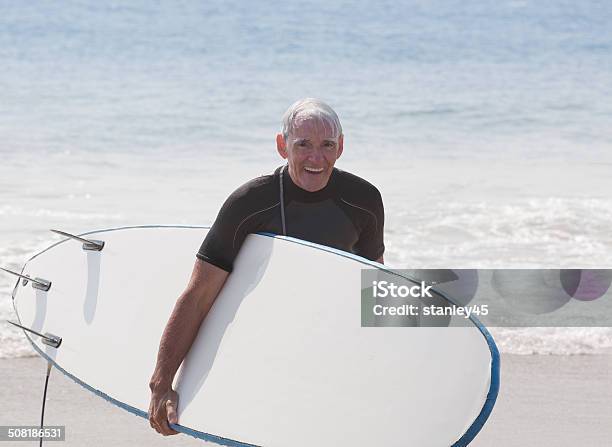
[353,188,385,261]
[196,188,256,273]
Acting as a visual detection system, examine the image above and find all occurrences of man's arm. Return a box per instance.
[148,259,229,436]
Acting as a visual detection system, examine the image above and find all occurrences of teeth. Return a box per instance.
[304,167,324,173]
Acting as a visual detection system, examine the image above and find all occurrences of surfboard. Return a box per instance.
[10,225,499,447]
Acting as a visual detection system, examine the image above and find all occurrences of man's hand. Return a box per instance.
[148,387,179,436]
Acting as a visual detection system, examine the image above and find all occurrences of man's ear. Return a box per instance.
[276,133,288,159]
[336,134,344,159]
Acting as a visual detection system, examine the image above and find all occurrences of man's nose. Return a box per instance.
[308,148,325,162]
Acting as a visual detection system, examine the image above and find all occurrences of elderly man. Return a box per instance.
[148,98,385,436]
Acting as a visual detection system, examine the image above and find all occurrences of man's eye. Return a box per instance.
[324,142,336,148]
[298,142,308,147]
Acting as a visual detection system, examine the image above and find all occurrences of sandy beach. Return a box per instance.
[1,353,610,446]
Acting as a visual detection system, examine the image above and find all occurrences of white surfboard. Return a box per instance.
[10,225,499,447]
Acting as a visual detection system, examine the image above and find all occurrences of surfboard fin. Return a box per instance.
[50,229,105,251]
[6,320,62,348]
[0,267,52,291]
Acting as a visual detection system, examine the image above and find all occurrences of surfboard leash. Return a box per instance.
[39,361,53,447]
[3,320,61,447]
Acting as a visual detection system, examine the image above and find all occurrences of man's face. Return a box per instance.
[276,117,344,192]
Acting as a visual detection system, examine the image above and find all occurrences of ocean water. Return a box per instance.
[1,0,612,357]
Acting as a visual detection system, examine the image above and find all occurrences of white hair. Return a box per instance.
[281,98,343,141]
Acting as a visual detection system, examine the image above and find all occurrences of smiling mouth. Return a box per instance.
[304,167,324,174]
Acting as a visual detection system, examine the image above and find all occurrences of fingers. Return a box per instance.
[158,416,179,436]
[167,397,179,425]
[148,391,180,436]
[148,401,160,432]
[164,395,179,434]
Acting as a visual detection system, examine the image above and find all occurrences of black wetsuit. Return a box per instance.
[197,166,385,272]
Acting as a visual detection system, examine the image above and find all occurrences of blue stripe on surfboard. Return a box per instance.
[451,323,500,447]
[13,224,500,446]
